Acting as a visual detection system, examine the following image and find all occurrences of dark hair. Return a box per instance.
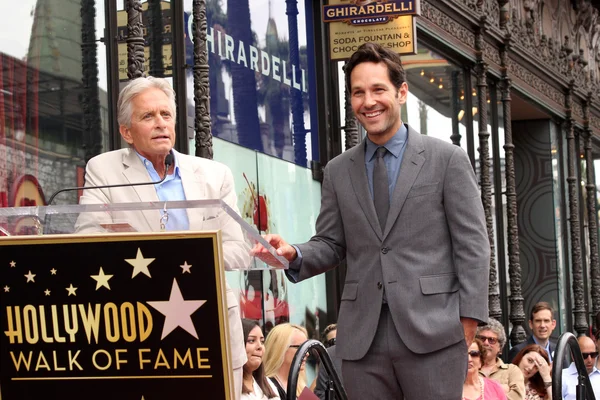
[241,319,277,398]
[512,344,550,397]
[471,338,485,367]
[320,324,337,345]
[530,301,554,321]
[344,42,406,92]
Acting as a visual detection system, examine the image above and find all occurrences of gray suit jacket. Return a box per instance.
[77,148,249,369]
[293,125,490,360]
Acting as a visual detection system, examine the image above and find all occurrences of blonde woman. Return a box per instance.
[263,323,308,398]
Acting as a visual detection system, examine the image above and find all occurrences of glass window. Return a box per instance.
[1,0,109,216]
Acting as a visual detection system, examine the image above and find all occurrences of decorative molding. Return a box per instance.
[421,1,476,48]
[126,0,145,79]
[507,57,565,108]
[572,101,585,122]
[343,64,359,150]
[483,40,501,67]
[591,114,600,132]
[485,0,501,29]
[192,0,213,159]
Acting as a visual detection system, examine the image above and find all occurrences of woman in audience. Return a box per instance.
[263,323,308,399]
[241,319,279,400]
[512,345,553,400]
[463,338,507,400]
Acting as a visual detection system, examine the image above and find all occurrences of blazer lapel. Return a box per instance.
[349,140,383,239]
[178,153,206,230]
[383,126,425,239]
[122,149,161,231]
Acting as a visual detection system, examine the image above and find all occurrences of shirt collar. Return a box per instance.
[365,123,408,162]
[567,361,600,376]
[135,149,181,178]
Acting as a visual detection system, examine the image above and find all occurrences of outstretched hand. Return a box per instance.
[251,234,298,268]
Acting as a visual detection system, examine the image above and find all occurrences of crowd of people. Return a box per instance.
[239,301,600,400]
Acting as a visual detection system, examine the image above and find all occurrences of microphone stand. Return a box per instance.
[42,153,174,235]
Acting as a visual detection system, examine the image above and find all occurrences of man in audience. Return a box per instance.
[477,318,524,400]
[562,335,600,400]
[508,302,557,363]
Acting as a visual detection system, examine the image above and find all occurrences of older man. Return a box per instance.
[77,76,248,399]
[477,318,524,400]
[562,335,600,400]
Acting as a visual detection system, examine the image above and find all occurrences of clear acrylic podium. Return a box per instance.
[0,199,289,270]
[0,200,287,400]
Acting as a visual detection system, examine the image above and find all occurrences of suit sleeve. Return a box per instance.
[218,164,251,271]
[74,156,114,232]
[443,146,490,323]
[293,164,346,281]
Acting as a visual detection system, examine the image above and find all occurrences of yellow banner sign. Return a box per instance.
[326,0,418,61]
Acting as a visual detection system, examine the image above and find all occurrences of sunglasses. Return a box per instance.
[468,350,481,357]
[289,344,301,349]
[476,335,498,345]
[582,352,599,359]
[325,338,336,348]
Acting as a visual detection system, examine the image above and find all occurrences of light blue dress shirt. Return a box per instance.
[562,361,600,400]
[135,150,189,231]
[364,123,408,200]
[532,336,554,362]
[288,125,409,277]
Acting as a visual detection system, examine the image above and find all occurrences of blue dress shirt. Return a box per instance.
[135,150,190,231]
[289,125,409,277]
[364,124,408,200]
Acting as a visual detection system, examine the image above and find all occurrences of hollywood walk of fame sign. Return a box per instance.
[0,232,234,400]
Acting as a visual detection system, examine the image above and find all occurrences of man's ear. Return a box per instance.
[528,319,534,331]
[398,81,409,105]
[119,125,133,144]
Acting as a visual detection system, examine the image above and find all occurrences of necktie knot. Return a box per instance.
[376,146,387,159]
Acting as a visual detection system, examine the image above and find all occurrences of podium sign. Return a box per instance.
[0,232,234,399]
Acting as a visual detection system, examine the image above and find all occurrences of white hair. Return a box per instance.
[117,76,176,128]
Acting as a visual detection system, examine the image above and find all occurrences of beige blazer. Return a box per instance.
[77,148,248,369]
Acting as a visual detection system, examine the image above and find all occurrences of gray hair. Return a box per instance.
[117,76,176,128]
[477,318,507,351]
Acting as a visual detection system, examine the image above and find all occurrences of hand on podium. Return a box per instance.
[251,234,297,268]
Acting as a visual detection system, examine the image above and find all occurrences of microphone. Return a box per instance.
[46,152,175,206]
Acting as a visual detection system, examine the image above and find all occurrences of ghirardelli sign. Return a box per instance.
[323,0,420,25]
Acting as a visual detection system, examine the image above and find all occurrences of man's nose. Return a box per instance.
[364,92,376,107]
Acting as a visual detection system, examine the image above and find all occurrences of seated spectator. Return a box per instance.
[263,323,308,399]
[512,345,553,400]
[321,324,337,349]
[562,335,600,400]
[477,318,525,400]
[509,302,557,363]
[463,338,507,400]
[241,319,280,400]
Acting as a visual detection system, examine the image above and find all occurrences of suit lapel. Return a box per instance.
[178,153,206,230]
[383,126,425,239]
[122,149,161,231]
[349,140,383,239]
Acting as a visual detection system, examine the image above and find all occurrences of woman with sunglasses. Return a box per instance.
[263,323,309,399]
[512,344,553,400]
[477,319,525,400]
[463,338,507,400]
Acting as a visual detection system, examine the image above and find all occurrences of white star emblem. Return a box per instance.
[147,278,206,340]
[24,270,36,283]
[66,284,77,296]
[180,261,192,274]
[50,268,57,275]
[3,286,9,292]
[9,261,16,268]
[44,289,51,296]
[125,248,155,278]
[91,267,113,290]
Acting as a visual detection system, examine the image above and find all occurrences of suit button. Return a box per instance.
[381,247,389,254]
[377,282,383,289]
